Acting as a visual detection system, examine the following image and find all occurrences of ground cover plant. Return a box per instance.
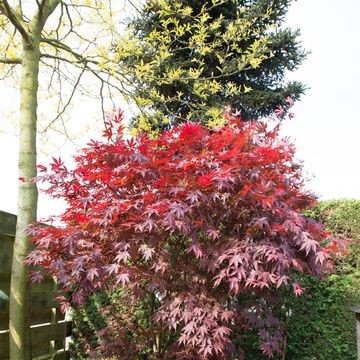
[27,110,343,359]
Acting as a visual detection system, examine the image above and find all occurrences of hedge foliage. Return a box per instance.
[283,200,360,360]
[241,200,360,359]
[70,200,360,359]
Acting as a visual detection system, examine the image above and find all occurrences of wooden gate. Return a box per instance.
[0,210,72,360]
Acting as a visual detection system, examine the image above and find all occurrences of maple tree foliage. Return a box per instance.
[27,109,343,359]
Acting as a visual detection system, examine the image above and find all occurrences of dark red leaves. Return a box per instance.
[27,110,338,359]
[293,282,305,296]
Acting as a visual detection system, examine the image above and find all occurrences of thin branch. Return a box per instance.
[99,78,106,120]
[40,52,81,65]
[40,66,86,134]
[15,0,23,16]
[4,27,18,55]
[0,0,31,44]
[0,63,17,79]
[40,38,134,85]
[127,0,142,14]
[55,2,64,38]
[40,37,89,63]
[0,56,22,64]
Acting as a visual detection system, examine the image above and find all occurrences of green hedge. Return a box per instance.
[70,200,360,359]
[283,200,360,360]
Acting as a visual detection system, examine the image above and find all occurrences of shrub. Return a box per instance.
[239,200,360,359]
[282,200,360,360]
[27,110,340,359]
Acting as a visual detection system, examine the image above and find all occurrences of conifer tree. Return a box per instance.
[118,0,306,132]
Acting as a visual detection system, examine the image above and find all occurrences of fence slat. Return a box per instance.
[33,349,70,360]
[0,310,66,331]
[33,321,72,345]
[0,212,71,359]
[0,291,68,315]
[0,321,72,358]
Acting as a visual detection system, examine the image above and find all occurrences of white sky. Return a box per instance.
[281,0,360,200]
[0,0,359,219]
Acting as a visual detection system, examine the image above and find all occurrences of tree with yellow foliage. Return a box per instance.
[118,0,306,133]
[0,1,133,358]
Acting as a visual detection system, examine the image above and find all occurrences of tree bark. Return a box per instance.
[6,3,60,358]
[9,37,40,360]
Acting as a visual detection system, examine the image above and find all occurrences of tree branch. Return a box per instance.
[0,0,31,44]
[40,37,90,63]
[0,56,22,64]
[127,0,141,14]
[34,0,45,14]
[40,66,86,134]
[40,38,134,85]
[41,0,61,21]
[31,0,60,30]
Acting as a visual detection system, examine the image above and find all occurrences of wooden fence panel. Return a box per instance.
[0,210,71,359]
[0,321,72,359]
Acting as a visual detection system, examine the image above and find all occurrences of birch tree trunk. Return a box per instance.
[9,35,40,360]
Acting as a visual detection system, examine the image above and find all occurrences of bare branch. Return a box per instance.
[40,52,77,65]
[0,56,22,64]
[32,0,60,29]
[40,37,135,85]
[40,66,86,134]
[0,0,31,44]
[46,0,62,14]
[34,0,45,14]
[127,0,142,14]
[55,2,64,38]
[15,0,23,16]
[0,63,17,79]
[40,37,89,63]
[99,78,106,120]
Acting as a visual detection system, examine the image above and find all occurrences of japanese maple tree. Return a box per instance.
[27,109,341,359]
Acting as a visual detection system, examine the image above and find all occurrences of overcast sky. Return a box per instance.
[0,0,359,219]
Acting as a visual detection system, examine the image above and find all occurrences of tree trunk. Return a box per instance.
[9,38,40,360]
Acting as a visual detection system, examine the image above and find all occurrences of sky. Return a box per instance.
[281,0,360,200]
[0,0,359,219]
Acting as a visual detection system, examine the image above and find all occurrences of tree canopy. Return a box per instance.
[117,0,306,133]
[27,110,341,359]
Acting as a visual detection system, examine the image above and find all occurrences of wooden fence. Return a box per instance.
[0,210,72,360]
